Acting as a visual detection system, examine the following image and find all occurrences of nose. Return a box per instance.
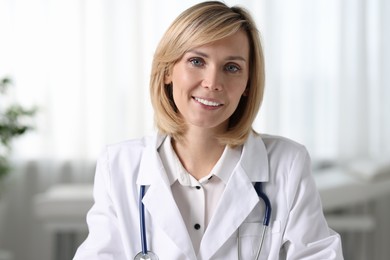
[202,67,223,91]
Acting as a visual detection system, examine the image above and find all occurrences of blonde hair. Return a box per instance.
[150,1,265,146]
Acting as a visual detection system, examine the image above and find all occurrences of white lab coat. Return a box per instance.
[74,132,343,260]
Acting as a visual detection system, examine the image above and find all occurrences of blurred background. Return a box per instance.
[0,0,389,259]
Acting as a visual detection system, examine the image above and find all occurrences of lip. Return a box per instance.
[192,96,223,106]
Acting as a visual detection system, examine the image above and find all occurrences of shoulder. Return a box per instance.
[94,134,165,184]
[106,135,154,155]
[96,134,161,168]
[255,133,310,170]
[258,133,307,155]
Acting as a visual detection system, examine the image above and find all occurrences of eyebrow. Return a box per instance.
[187,50,247,62]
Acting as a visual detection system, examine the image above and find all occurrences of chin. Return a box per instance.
[190,119,229,131]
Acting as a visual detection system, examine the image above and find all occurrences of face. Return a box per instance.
[165,30,250,134]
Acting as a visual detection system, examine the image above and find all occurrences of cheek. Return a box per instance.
[228,80,248,98]
[174,71,199,88]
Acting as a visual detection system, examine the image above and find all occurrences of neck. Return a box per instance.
[172,127,226,180]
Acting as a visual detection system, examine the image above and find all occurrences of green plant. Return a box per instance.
[0,76,37,182]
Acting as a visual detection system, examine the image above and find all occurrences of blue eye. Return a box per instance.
[189,58,204,67]
[225,64,240,72]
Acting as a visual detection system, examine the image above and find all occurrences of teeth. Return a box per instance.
[194,97,221,107]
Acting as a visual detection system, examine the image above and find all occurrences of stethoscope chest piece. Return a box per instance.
[134,251,158,260]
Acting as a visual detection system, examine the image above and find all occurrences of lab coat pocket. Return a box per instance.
[238,220,282,259]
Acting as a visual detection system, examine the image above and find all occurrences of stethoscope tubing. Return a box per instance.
[253,182,272,260]
[237,182,271,259]
[255,225,268,260]
[254,182,272,226]
[139,185,148,255]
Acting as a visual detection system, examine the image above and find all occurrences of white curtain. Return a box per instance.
[0,0,389,259]
[255,0,390,161]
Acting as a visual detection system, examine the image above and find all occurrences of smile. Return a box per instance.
[193,97,222,107]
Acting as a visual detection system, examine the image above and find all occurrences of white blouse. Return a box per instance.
[158,136,242,252]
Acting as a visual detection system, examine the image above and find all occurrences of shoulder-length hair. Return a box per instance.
[150,1,265,147]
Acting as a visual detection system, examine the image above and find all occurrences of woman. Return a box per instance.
[74,1,343,259]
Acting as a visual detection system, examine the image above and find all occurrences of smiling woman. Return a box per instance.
[164,30,251,180]
[151,3,265,147]
[74,2,343,259]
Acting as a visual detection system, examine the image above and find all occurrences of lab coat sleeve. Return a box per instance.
[73,149,127,260]
[282,148,344,259]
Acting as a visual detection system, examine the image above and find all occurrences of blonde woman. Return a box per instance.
[74,1,343,259]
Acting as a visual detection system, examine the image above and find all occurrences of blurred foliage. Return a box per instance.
[0,76,37,182]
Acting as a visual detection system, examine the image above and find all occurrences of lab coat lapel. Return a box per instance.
[142,183,196,259]
[199,132,270,259]
[199,168,259,259]
[136,133,197,260]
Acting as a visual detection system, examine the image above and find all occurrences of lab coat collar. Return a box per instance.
[136,131,269,185]
[136,133,167,186]
[240,131,270,182]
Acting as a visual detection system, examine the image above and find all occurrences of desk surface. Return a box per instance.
[0,250,13,260]
[34,184,93,231]
[34,168,390,230]
[314,168,390,211]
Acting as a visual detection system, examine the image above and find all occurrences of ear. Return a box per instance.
[164,68,172,84]
[164,74,172,85]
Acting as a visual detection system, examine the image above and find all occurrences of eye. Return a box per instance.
[189,57,205,67]
[225,64,241,73]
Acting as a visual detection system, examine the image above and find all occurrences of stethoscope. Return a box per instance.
[134,183,272,260]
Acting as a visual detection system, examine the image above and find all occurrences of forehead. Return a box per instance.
[187,30,250,60]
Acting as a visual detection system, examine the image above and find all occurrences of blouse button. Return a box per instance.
[195,186,201,190]
[194,223,201,230]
